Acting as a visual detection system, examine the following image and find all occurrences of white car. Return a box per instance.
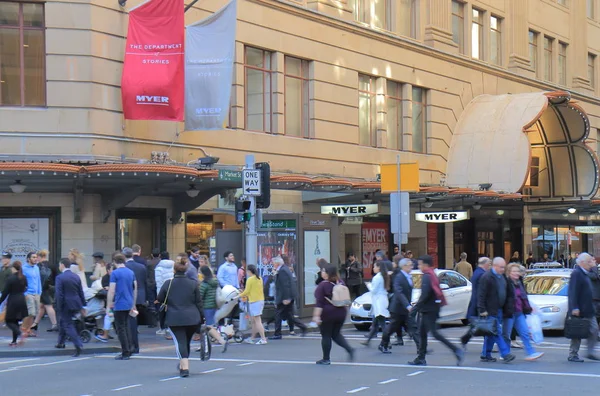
[524,269,572,330]
[350,269,472,330]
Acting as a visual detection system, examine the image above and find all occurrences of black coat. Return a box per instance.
[587,265,600,301]
[0,274,28,321]
[126,259,148,305]
[55,270,86,313]
[477,270,514,318]
[389,269,412,315]
[275,265,295,305]
[157,273,203,327]
[569,266,596,318]
[340,260,362,286]
[467,266,486,318]
[414,272,439,313]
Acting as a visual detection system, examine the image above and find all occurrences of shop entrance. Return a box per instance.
[116,208,166,252]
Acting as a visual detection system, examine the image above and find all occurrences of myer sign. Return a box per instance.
[415,211,469,223]
[321,204,378,217]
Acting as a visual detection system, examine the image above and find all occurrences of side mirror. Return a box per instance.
[440,283,450,290]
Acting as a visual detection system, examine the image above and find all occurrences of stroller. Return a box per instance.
[72,284,107,343]
[213,285,244,343]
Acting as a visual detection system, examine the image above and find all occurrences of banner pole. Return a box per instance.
[185,0,201,12]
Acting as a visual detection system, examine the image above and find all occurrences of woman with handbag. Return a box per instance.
[157,257,204,378]
[503,263,544,361]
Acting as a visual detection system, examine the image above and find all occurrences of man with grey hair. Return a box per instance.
[270,256,307,340]
[379,258,419,354]
[567,252,599,362]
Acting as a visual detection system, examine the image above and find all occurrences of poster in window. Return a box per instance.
[303,230,331,305]
[1,218,49,262]
[257,229,297,307]
[361,222,389,280]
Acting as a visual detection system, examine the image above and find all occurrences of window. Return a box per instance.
[451,1,464,53]
[589,53,596,88]
[530,156,540,187]
[544,36,553,81]
[439,272,468,288]
[490,16,501,65]
[471,8,484,60]
[351,0,392,30]
[244,47,272,132]
[529,30,538,72]
[412,87,426,153]
[358,74,376,147]
[0,2,45,106]
[397,0,418,38]
[386,81,402,150]
[284,56,310,137]
[588,0,594,19]
[558,42,567,86]
[557,0,567,5]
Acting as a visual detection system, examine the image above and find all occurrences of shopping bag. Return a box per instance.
[470,316,498,337]
[564,316,591,339]
[526,314,544,344]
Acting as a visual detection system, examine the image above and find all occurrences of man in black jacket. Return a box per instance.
[379,258,419,354]
[478,257,515,363]
[568,252,599,362]
[408,256,463,366]
[270,256,307,340]
[340,252,362,299]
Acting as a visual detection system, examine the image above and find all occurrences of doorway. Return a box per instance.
[116,209,167,252]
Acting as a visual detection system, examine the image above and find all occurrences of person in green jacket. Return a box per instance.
[199,266,228,352]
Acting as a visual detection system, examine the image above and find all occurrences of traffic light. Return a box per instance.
[235,199,251,224]
[256,162,271,209]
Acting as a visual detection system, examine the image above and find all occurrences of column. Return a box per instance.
[402,83,413,151]
[507,0,533,76]
[375,77,387,148]
[229,41,245,129]
[571,1,592,93]
[271,52,285,134]
[423,0,457,52]
[445,222,454,269]
[307,0,353,20]
[523,206,533,260]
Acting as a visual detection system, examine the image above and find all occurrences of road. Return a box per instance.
[1,326,600,396]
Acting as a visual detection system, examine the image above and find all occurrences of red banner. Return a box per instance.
[121,0,184,121]
[427,223,439,268]
[361,222,389,280]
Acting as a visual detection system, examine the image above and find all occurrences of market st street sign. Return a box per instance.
[415,211,469,223]
[321,204,379,217]
[574,226,600,234]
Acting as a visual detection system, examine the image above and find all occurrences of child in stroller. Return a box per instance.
[72,280,107,344]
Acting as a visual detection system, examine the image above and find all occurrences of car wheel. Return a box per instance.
[461,319,469,326]
[354,324,370,331]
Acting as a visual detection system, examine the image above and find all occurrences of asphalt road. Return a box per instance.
[1,326,600,396]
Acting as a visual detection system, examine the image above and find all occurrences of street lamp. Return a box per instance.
[568,207,577,214]
[9,180,26,194]
[186,185,199,198]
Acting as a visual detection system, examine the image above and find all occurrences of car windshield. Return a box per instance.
[523,276,569,296]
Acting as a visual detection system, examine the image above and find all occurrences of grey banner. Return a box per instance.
[184,0,236,130]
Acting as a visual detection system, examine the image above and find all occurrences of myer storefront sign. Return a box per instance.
[415,211,469,223]
[574,226,600,234]
[321,204,378,217]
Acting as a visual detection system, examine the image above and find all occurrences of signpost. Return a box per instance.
[242,168,262,196]
[218,169,242,182]
[243,155,258,267]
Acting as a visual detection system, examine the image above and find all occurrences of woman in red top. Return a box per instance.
[312,264,355,365]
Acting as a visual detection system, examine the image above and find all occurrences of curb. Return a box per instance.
[0,346,120,358]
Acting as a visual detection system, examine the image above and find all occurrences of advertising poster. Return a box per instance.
[427,223,439,268]
[257,226,297,307]
[361,222,389,280]
[303,230,331,305]
[0,218,49,262]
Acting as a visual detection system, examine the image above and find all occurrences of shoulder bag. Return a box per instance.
[564,315,591,340]
[158,279,173,329]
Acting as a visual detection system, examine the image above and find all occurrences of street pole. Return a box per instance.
[245,154,258,266]
[395,154,401,247]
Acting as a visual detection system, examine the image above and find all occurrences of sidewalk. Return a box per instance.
[0,318,356,358]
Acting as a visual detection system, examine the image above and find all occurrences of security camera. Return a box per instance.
[118,0,127,7]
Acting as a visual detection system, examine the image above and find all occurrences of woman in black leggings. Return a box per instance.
[312,264,354,365]
[0,261,28,347]
[157,256,204,377]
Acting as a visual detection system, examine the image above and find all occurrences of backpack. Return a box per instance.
[325,282,351,307]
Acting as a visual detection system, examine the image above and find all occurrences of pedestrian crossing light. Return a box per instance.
[235,199,252,224]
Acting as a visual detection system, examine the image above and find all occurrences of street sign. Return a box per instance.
[380,163,420,193]
[242,168,262,196]
[218,169,242,182]
[390,192,410,234]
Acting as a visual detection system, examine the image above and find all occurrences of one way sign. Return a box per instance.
[242,169,262,196]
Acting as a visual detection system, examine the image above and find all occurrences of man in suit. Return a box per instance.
[379,258,420,354]
[568,252,600,362]
[460,257,491,350]
[123,247,147,354]
[269,256,307,340]
[55,258,86,357]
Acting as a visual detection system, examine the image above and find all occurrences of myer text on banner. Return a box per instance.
[121,0,185,121]
[184,0,237,130]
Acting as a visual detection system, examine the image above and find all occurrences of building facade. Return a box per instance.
[1,0,600,307]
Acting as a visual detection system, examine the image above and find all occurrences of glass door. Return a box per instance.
[116,209,166,253]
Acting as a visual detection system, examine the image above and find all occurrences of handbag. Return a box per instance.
[564,315,591,339]
[158,279,173,329]
[470,316,498,337]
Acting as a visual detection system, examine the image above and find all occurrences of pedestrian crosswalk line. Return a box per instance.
[407,371,425,377]
[347,386,369,393]
[112,384,142,391]
[201,368,224,374]
[378,378,398,384]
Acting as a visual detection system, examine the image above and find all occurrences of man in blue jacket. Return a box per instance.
[460,257,491,351]
[568,252,599,362]
[55,258,86,357]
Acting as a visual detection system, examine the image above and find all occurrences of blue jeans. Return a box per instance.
[483,311,510,358]
[504,313,536,355]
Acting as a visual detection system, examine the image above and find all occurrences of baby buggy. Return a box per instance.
[72,285,107,343]
[212,285,244,343]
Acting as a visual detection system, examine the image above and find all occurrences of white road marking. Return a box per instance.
[0,358,39,365]
[346,386,369,393]
[237,362,255,366]
[112,384,142,391]
[407,371,425,377]
[159,376,180,382]
[201,368,224,374]
[102,355,600,379]
[0,357,91,374]
[378,378,398,384]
